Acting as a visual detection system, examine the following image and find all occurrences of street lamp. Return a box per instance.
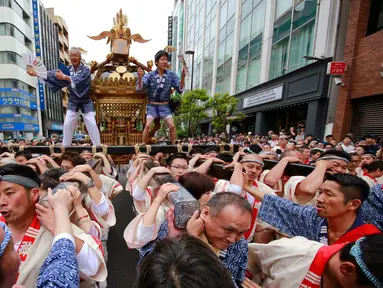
[185,50,195,91]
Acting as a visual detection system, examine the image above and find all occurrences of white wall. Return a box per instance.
[0,7,33,40]
[0,61,37,87]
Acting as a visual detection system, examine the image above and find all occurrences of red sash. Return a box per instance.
[0,214,41,281]
[363,172,378,184]
[243,181,260,240]
[334,223,381,245]
[300,243,345,288]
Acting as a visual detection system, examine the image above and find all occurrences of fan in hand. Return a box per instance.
[22,53,47,81]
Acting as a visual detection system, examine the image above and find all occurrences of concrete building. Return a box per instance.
[47,7,70,121]
[171,0,349,138]
[37,0,64,136]
[333,0,383,141]
[0,0,40,140]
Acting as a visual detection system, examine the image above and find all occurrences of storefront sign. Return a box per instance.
[327,62,346,75]
[243,85,284,109]
[52,123,64,130]
[0,97,38,110]
[0,123,39,132]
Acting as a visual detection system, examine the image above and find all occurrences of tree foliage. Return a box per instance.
[208,93,246,134]
[176,89,209,137]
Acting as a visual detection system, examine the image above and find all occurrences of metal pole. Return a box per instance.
[190,53,195,91]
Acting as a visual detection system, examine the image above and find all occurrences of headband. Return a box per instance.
[0,222,11,257]
[317,156,350,164]
[0,175,40,188]
[240,159,265,167]
[350,237,383,288]
[362,153,376,159]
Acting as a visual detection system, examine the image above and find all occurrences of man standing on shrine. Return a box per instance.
[137,50,185,144]
[27,47,101,146]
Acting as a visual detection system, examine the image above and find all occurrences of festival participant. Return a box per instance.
[27,47,101,146]
[246,234,383,288]
[37,187,80,288]
[341,135,355,153]
[136,50,185,144]
[348,152,362,176]
[210,153,276,243]
[283,150,350,206]
[361,184,383,231]
[0,222,20,288]
[124,172,215,249]
[360,161,383,188]
[299,146,311,164]
[137,235,238,288]
[261,150,303,196]
[140,192,251,286]
[309,148,323,164]
[131,153,189,212]
[244,173,380,245]
[0,164,107,287]
[361,152,376,168]
[13,151,32,165]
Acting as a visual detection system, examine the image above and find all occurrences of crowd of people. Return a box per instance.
[0,128,382,287]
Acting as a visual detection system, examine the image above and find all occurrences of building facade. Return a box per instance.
[47,7,69,121]
[38,0,64,136]
[0,0,40,139]
[171,0,347,138]
[333,0,383,141]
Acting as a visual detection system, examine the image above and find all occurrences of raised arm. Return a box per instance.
[263,156,302,188]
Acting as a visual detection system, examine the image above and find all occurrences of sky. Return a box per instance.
[41,0,174,63]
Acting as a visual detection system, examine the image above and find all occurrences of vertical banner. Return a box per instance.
[32,0,45,111]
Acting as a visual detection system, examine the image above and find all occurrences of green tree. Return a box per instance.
[208,93,246,134]
[177,89,209,137]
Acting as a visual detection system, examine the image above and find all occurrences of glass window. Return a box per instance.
[239,15,251,49]
[216,78,223,94]
[210,15,216,39]
[225,32,234,62]
[220,25,227,43]
[269,37,289,80]
[236,64,247,93]
[217,65,224,79]
[273,11,292,43]
[289,20,315,71]
[292,0,317,30]
[222,74,231,94]
[238,44,249,67]
[251,1,266,39]
[218,42,225,66]
[276,0,292,19]
[367,0,383,35]
[220,1,228,30]
[224,58,232,76]
[227,15,235,35]
[247,55,261,88]
[241,0,252,20]
[227,0,236,19]
[249,33,262,58]
[0,23,5,34]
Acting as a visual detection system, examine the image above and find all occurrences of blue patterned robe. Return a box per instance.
[37,238,79,288]
[45,63,93,113]
[139,220,248,286]
[257,194,380,244]
[361,184,383,231]
[137,69,183,102]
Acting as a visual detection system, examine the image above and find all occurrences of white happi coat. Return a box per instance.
[247,236,324,287]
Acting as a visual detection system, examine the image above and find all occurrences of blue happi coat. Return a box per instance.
[136,69,183,102]
[45,63,93,113]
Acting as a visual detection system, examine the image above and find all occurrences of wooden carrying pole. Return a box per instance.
[0,144,315,177]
